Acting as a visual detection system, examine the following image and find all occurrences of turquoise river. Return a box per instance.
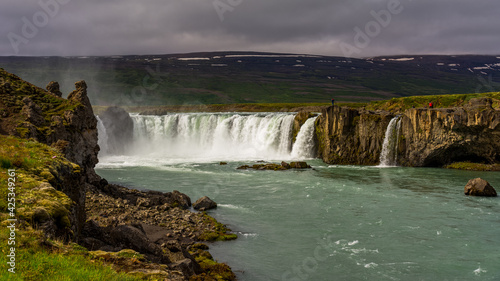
[96,112,500,281]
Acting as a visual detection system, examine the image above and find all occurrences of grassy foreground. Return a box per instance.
[0,226,140,281]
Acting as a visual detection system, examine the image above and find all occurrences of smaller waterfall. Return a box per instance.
[379,116,402,167]
[291,116,318,159]
[96,116,109,156]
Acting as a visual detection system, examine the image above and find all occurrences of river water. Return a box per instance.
[96,112,500,281]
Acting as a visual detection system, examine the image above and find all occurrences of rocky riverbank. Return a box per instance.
[84,183,236,280]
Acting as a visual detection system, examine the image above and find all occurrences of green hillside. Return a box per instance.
[1,52,499,106]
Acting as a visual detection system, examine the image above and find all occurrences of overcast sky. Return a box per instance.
[1,0,499,57]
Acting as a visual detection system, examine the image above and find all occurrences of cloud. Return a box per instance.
[1,0,499,57]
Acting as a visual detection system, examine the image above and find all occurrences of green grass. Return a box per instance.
[95,102,368,114]
[366,92,500,112]
[199,213,238,242]
[0,135,142,280]
[0,157,12,169]
[0,226,140,281]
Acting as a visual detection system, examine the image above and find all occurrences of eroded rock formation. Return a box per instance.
[316,98,500,167]
[399,99,500,166]
[315,106,393,165]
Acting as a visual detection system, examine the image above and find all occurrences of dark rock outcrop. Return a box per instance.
[237,161,312,170]
[46,81,62,97]
[464,178,497,197]
[109,224,170,264]
[1,74,100,241]
[98,184,192,209]
[21,96,44,126]
[193,196,217,211]
[292,110,315,143]
[60,81,100,184]
[98,106,134,155]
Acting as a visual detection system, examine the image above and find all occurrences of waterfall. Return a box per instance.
[97,112,320,164]
[96,116,109,156]
[97,113,317,165]
[291,116,318,159]
[379,116,402,167]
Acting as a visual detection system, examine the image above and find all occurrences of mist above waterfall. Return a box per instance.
[97,112,318,166]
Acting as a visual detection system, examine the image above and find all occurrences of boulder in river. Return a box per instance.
[193,196,217,211]
[464,178,497,197]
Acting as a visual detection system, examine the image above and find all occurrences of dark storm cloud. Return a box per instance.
[1,0,499,57]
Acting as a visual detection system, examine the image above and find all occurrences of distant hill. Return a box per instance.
[0,52,499,106]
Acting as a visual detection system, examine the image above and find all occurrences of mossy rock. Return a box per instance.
[116,249,146,260]
[70,163,81,173]
[190,243,210,251]
[32,207,51,223]
[190,246,236,281]
[39,169,56,182]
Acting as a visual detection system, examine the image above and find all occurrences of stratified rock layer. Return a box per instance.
[316,98,500,167]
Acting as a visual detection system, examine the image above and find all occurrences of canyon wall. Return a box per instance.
[315,98,500,167]
[315,106,393,165]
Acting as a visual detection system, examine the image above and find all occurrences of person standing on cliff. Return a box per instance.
[429,102,433,108]
[331,98,335,106]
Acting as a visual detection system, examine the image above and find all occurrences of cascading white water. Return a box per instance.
[291,116,318,159]
[97,112,318,165]
[96,116,109,156]
[379,116,402,167]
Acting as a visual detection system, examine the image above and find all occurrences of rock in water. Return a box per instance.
[193,196,217,211]
[281,161,291,169]
[464,178,497,197]
[290,161,312,169]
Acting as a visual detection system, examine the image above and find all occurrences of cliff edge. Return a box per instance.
[316,96,500,167]
[1,69,100,239]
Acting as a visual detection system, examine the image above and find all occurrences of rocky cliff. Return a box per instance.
[315,106,393,165]
[316,97,500,167]
[1,69,100,239]
[398,98,500,166]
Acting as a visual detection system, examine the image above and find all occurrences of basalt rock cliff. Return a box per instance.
[315,97,500,167]
[315,106,393,165]
[1,69,100,239]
